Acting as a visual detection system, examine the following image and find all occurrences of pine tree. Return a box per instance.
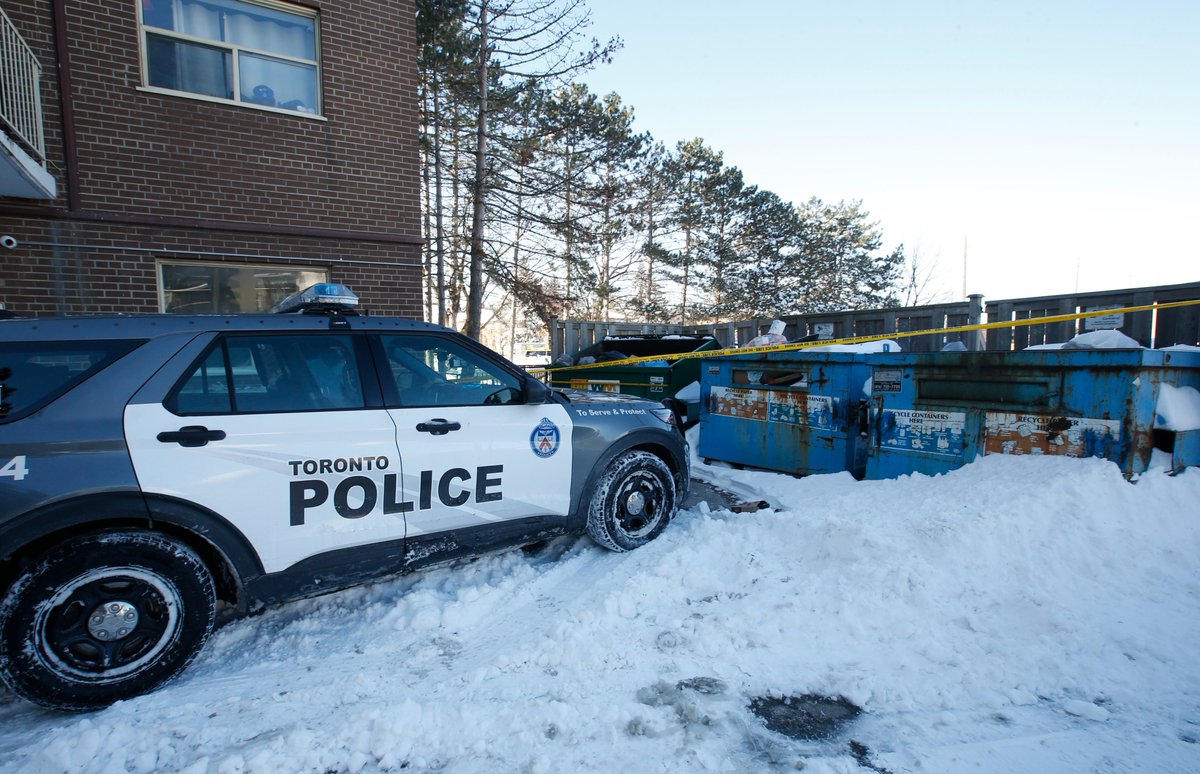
[661,139,722,324]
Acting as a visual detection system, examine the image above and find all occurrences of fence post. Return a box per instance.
[968,294,985,351]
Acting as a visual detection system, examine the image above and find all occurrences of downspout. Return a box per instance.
[50,0,81,212]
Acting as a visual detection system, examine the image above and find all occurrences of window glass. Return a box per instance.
[146,35,233,99]
[381,334,523,407]
[171,346,232,414]
[171,334,364,415]
[142,0,320,114]
[159,261,327,314]
[238,54,318,113]
[0,341,142,423]
[223,2,316,59]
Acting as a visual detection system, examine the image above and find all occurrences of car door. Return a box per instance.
[375,332,573,538]
[124,332,404,574]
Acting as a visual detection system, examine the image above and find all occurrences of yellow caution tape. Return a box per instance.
[533,297,1200,376]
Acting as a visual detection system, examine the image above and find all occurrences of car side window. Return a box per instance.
[380,334,522,407]
[171,334,365,414]
[0,340,143,423]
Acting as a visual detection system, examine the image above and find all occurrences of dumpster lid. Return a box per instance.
[554,333,719,367]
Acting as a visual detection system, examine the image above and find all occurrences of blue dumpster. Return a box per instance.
[699,351,875,478]
[864,348,1200,479]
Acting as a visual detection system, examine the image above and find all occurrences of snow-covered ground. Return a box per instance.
[2,433,1199,773]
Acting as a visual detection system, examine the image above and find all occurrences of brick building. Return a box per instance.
[0,0,422,317]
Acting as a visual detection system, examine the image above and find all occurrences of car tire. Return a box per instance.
[586,450,677,552]
[0,531,216,711]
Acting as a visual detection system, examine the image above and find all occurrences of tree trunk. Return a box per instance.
[433,75,447,327]
[465,0,489,340]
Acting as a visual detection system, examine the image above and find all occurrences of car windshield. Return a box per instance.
[0,340,142,422]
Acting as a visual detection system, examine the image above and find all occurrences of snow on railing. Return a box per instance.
[0,6,46,164]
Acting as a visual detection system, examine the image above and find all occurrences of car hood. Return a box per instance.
[554,388,661,408]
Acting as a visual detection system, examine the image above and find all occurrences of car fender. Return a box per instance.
[568,426,689,530]
[0,491,263,607]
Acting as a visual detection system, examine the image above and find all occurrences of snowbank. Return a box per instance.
[1,456,1198,773]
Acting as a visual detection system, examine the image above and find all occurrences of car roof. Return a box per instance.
[0,313,455,342]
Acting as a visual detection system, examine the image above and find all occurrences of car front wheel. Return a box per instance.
[586,450,677,552]
[0,531,216,711]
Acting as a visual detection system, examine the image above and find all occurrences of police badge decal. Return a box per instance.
[530,417,560,458]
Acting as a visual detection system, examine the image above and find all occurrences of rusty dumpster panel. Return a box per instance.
[864,349,1200,479]
[699,352,872,478]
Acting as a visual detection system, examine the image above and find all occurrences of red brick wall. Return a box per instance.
[0,217,423,318]
[0,0,423,317]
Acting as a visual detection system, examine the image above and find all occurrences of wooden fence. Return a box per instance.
[550,281,1200,358]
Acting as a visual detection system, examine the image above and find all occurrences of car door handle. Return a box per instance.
[415,418,461,436]
[156,425,227,447]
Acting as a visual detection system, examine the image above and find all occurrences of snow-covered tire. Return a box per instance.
[585,450,677,552]
[0,531,216,711]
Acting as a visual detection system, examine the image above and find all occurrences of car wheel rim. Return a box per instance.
[35,567,182,681]
[614,470,665,539]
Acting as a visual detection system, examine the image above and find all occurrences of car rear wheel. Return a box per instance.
[0,531,216,711]
[586,450,677,552]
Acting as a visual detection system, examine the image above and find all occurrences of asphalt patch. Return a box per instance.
[748,693,862,741]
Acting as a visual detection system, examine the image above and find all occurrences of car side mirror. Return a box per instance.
[524,376,550,405]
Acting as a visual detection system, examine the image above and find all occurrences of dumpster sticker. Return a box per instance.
[570,378,620,393]
[873,369,904,393]
[984,412,1120,458]
[879,409,966,457]
[769,393,836,430]
[709,386,770,421]
[650,375,665,393]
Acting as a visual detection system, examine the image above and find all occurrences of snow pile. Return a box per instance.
[1,456,1198,772]
[1061,329,1143,349]
[1031,330,1143,350]
[1022,326,1142,348]
[804,338,902,353]
[674,380,700,403]
[1156,383,1200,431]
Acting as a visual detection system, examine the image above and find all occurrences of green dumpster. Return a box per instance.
[547,334,720,423]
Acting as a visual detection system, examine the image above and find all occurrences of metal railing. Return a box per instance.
[0,6,46,163]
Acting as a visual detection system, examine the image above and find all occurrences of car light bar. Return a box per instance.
[271,283,360,314]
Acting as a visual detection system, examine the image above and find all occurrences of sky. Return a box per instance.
[580,0,1199,303]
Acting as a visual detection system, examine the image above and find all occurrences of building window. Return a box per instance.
[159,260,328,313]
[140,0,321,115]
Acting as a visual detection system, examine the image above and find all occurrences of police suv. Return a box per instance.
[0,285,688,710]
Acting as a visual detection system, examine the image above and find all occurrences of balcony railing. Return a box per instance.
[0,5,46,165]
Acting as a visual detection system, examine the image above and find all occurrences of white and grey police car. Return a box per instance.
[0,284,688,710]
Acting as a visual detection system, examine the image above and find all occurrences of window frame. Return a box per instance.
[136,0,325,119]
[157,259,329,314]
